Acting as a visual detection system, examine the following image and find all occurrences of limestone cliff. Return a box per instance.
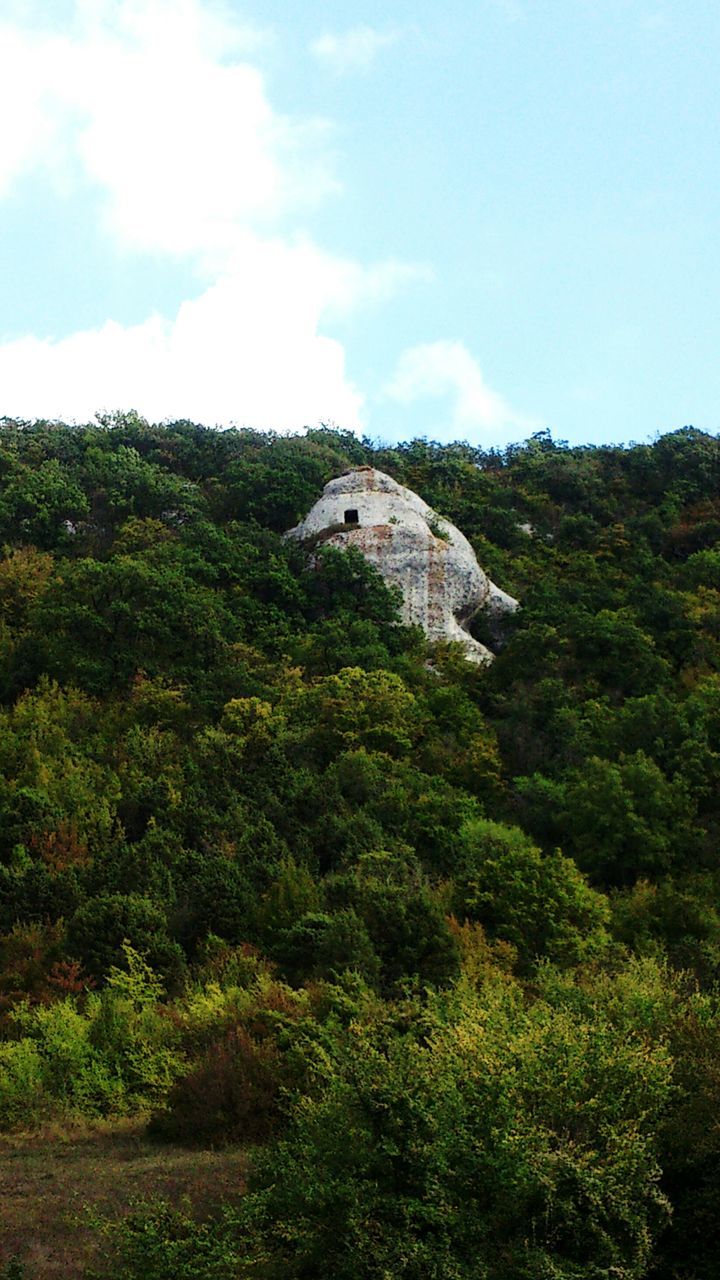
[287,466,519,663]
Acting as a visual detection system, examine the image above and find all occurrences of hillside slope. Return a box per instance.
[1,416,719,1279]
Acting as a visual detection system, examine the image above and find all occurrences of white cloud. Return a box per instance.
[0,1,430,429]
[0,25,64,196]
[0,235,429,428]
[0,4,526,441]
[310,26,399,76]
[0,0,334,260]
[384,341,539,441]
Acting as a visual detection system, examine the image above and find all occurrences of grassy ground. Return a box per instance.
[0,1120,247,1278]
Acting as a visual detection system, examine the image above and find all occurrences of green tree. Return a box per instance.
[328,849,459,992]
[452,817,611,969]
[67,893,185,989]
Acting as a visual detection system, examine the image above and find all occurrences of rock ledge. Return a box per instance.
[287,467,518,663]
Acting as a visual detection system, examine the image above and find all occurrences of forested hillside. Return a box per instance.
[1,415,720,1279]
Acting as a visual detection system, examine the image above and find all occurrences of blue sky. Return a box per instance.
[0,0,718,447]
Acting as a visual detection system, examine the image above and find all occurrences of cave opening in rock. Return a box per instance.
[344,509,359,525]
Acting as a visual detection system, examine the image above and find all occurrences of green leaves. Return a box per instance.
[0,458,89,549]
[452,818,611,969]
[2,418,720,1277]
[518,753,700,885]
[285,666,422,764]
[241,971,672,1280]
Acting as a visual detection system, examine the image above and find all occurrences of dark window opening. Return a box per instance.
[344,508,359,525]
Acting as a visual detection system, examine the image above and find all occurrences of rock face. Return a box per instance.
[287,466,519,663]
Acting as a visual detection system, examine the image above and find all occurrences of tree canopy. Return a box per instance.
[1,416,720,1279]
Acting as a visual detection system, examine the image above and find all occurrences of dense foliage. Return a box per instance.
[1,414,720,1278]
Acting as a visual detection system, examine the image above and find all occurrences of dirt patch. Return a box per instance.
[0,1121,247,1278]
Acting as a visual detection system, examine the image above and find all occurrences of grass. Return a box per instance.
[0,1119,248,1278]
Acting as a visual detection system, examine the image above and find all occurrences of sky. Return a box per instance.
[0,0,718,448]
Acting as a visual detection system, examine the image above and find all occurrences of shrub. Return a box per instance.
[0,1038,46,1128]
[149,1025,286,1145]
[0,948,184,1129]
[238,973,672,1280]
[150,973,313,1145]
[86,946,184,1105]
[93,1201,242,1280]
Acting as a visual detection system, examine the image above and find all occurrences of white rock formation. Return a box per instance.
[287,466,519,663]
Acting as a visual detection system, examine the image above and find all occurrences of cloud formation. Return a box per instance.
[0,0,332,260]
[0,0,420,428]
[309,26,399,76]
[0,2,531,441]
[385,341,539,442]
[0,231,431,427]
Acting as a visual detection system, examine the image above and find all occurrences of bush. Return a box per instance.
[150,973,314,1145]
[0,948,184,1129]
[149,1025,286,1145]
[237,973,672,1280]
[86,946,184,1105]
[93,1201,242,1280]
[0,1038,46,1128]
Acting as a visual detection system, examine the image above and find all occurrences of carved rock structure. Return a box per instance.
[287,466,519,663]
